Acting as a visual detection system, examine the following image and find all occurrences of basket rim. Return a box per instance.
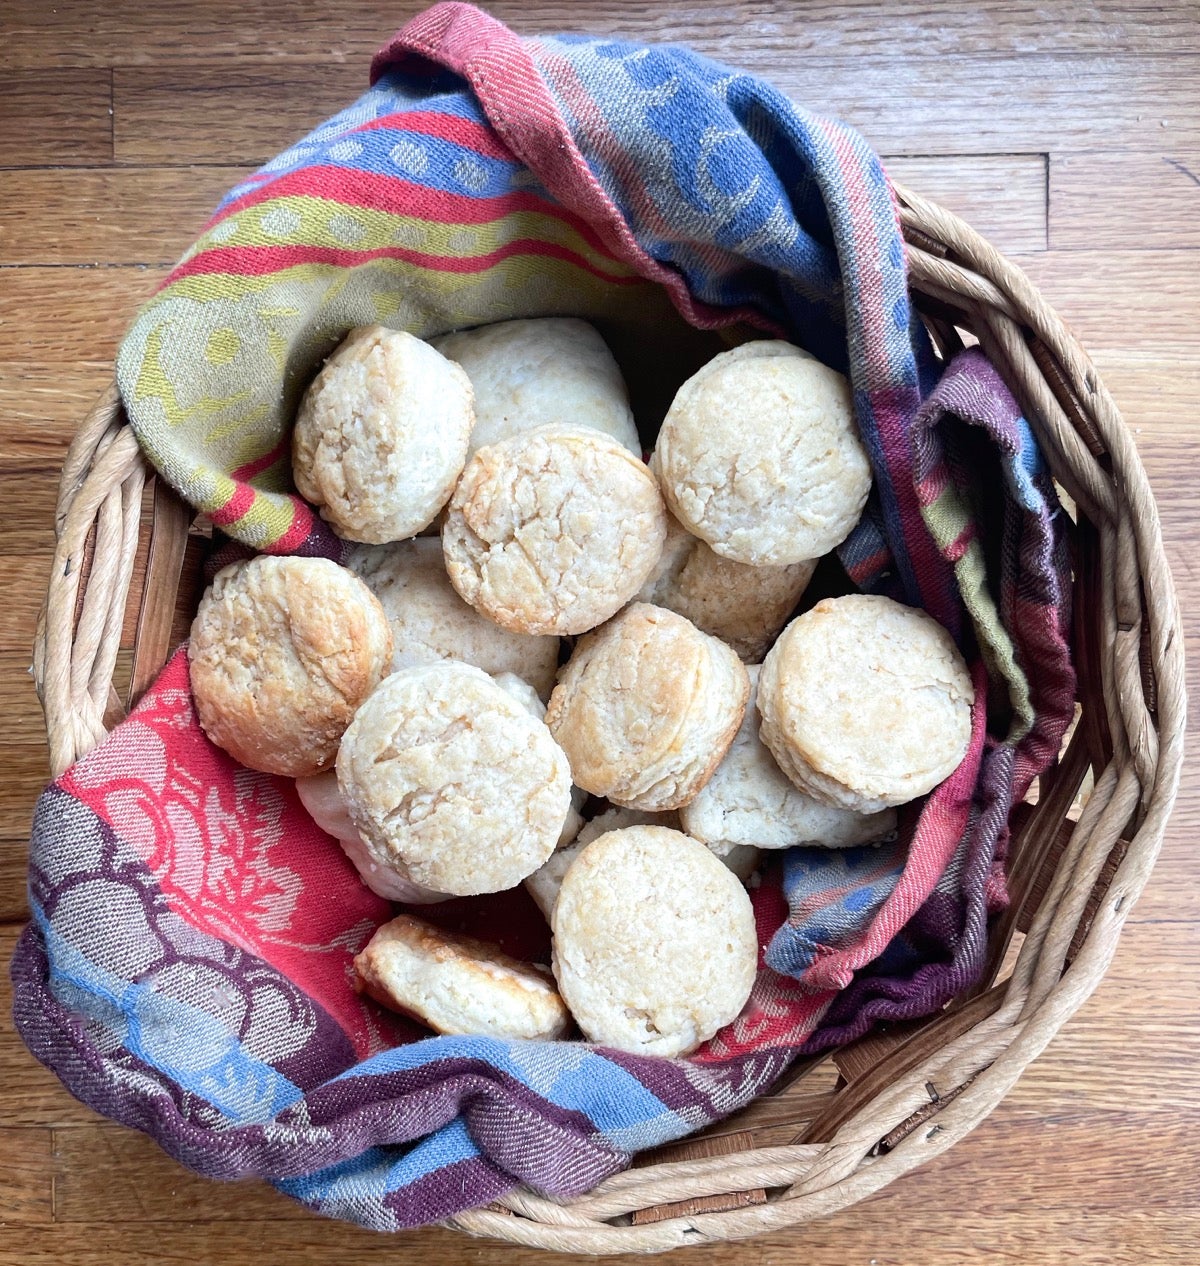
[30,184,1186,1254]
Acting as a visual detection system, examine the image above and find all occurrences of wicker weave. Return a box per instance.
[33,185,1184,1254]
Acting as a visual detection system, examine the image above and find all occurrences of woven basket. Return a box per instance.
[32,182,1184,1253]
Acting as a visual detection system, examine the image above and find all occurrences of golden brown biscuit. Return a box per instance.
[355,915,570,1040]
[652,340,871,565]
[545,603,749,811]
[189,556,392,777]
[635,513,816,661]
[442,425,667,636]
[292,326,474,543]
[758,595,974,812]
[551,826,757,1056]
[336,663,572,895]
[432,317,641,456]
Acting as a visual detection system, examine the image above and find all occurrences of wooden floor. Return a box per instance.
[2,2,1198,1262]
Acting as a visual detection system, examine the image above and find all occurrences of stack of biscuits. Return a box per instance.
[188,317,974,1058]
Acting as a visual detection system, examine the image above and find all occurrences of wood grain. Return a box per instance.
[0,70,112,166]
[1051,150,1200,251]
[1011,251,1200,351]
[3,1,1198,70]
[0,168,248,265]
[103,52,1200,166]
[0,364,114,470]
[0,1,1197,1263]
[113,65,364,164]
[886,154,1047,255]
[0,1127,54,1224]
[0,269,165,363]
[0,928,104,1127]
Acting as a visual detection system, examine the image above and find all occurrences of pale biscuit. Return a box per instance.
[491,673,586,849]
[355,914,570,1040]
[523,806,679,921]
[551,826,757,1057]
[432,318,641,456]
[292,326,474,543]
[337,663,572,895]
[652,340,871,565]
[346,538,560,699]
[294,772,451,904]
[189,556,392,778]
[442,425,667,636]
[758,595,974,812]
[635,513,816,661]
[680,666,897,850]
[545,603,749,811]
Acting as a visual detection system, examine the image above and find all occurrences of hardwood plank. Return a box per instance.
[1010,250,1200,352]
[105,51,1198,170]
[3,1,1198,71]
[0,653,47,747]
[0,744,50,841]
[0,556,52,651]
[0,1127,53,1224]
[0,363,112,471]
[53,1125,296,1223]
[102,52,1200,167]
[113,65,364,165]
[1051,150,1200,251]
[0,70,112,166]
[0,269,164,365]
[0,168,248,266]
[1004,922,1199,1115]
[0,927,103,1127]
[0,473,59,554]
[886,153,1047,255]
[0,1208,1196,1265]
[0,837,32,923]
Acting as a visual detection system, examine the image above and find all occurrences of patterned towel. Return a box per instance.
[11,3,1075,1232]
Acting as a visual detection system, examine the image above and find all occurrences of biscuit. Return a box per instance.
[491,672,586,849]
[442,426,667,636]
[523,806,678,921]
[680,666,897,849]
[551,826,757,1056]
[545,603,749,811]
[189,556,392,778]
[635,513,816,661]
[758,595,974,812]
[292,325,474,543]
[433,318,641,456]
[355,914,570,1040]
[346,538,560,700]
[294,772,452,904]
[336,662,572,895]
[652,340,871,565]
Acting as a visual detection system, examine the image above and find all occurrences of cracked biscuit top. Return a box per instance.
[442,425,667,636]
[652,340,871,566]
[336,662,572,896]
[292,325,475,543]
[188,555,393,778]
